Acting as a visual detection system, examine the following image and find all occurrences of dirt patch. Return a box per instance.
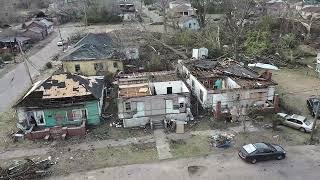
[188,165,207,176]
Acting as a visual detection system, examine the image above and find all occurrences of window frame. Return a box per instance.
[125,102,131,111]
[75,64,80,72]
[34,111,46,126]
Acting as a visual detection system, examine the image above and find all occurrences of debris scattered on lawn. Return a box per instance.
[210,133,234,148]
[0,158,54,180]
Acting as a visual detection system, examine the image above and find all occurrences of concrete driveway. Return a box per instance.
[53,145,320,180]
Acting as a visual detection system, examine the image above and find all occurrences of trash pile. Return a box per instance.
[0,158,53,180]
[210,133,235,148]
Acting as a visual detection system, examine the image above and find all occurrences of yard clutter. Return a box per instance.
[0,158,53,180]
[211,133,235,148]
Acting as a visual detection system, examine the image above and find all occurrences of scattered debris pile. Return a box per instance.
[0,158,53,180]
[210,133,234,148]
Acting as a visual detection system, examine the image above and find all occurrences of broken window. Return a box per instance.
[191,80,195,89]
[34,111,45,125]
[125,102,131,111]
[167,87,172,94]
[75,64,80,72]
[94,63,103,71]
[200,89,204,102]
[113,62,118,68]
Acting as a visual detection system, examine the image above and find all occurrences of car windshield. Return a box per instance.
[243,144,256,154]
[304,120,311,126]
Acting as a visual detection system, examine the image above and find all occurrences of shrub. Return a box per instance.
[0,53,13,62]
[46,62,53,69]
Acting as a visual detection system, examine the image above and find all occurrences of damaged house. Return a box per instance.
[62,33,124,76]
[117,71,193,128]
[178,59,278,115]
[14,73,105,140]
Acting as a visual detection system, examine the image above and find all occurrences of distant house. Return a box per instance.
[264,0,288,16]
[0,36,31,53]
[24,19,54,36]
[169,4,197,17]
[22,27,47,41]
[14,73,105,140]
[169,0,192,9]
[62,33,124,76]
[177,16,200,30]
[117,71,193,128]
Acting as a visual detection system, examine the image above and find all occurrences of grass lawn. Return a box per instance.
[234,126,310,149]
[49,142,158,176]
[170,135,212,158]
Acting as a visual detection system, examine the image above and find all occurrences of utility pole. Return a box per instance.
[310,100,320,144]
[83,0,88,28]
[18,42,33,84]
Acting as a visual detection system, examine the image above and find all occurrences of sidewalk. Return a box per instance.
[0,123,258,161]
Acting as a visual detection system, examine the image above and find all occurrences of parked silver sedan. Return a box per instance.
[277,113,313,133]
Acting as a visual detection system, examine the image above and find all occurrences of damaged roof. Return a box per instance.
[117,71,181,98]
[62,33,125,61]
[182,59,277,88]
[118,71,179,82]
[15,73,104,107]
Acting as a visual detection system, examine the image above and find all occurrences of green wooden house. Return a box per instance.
[14,73,105,130]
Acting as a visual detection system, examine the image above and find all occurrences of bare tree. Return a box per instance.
[223,0,255,60]
[190,0,208,28]
[155,0,170,33]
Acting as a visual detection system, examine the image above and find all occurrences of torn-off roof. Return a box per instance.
[62,33,124,61]
[15,73,104,107]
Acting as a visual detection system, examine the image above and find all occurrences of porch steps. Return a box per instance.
[152,116,164,129]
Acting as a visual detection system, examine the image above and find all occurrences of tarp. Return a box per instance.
[248,63,279,70]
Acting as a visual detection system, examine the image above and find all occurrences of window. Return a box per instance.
[75,64,80,72]
[125,102,131,111]
[34,111,45,125]
[296,120,303,125]
[94,63,103,71]
[200,89,204,102]
[189,23,192,28]
[68,109,86,121]
[113,62,118,68]
[173,105,180,110]
[167,87,172,94]
[179,103,184,108]
[191,80,195,89]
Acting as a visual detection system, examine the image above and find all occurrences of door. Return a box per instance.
[136,102,145,117]
[166,100,173,113]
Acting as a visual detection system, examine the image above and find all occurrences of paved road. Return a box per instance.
[0,24,123,112]
[53,145,320,180]
[0,25,77,112]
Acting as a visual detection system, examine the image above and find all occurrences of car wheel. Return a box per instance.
[299,128,306,133]
[251,159,257,164]
[276,155,284,160]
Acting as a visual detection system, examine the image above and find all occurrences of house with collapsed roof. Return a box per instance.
[62,33,124,76]
[14,73,105,140]
[117,71,193,129]
[178,59,278,115]
[168,0,197,17]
